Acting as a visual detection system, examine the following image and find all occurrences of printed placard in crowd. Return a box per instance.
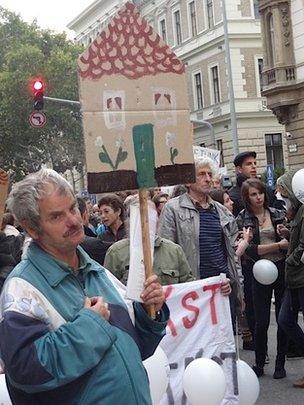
[160,276,238,405]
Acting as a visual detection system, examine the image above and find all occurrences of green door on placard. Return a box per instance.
[132,123,157,188]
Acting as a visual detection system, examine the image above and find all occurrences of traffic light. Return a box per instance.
[33,80,44,111]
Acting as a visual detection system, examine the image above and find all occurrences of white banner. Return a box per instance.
[193,146,221,167]
[160,276,238,405]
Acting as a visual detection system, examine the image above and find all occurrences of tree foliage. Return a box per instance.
[0,7,85,182]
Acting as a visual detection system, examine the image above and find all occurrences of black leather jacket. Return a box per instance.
[236,207,286,265]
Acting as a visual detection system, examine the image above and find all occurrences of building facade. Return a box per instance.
[259,0,304,169]
[68,0,287,178]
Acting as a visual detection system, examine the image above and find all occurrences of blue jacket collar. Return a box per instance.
[26,242,102,287]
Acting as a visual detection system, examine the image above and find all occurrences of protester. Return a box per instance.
[212,174,222,190]
[210,189,234,213]
[89,203,101,230]
[159,156,241,299]
[0,231,23,292]
[77,197,108,265]
[1,212,20,237]
[229,151,257,216]
[76,198,96,237]
[98,193,126,244]
[152,192,169,217]
[237,178,288,379]
[105,199,194,286]
[229,151,280,217]
[277,170,304,387]
[170,184,187,198]
[0,168,168,403]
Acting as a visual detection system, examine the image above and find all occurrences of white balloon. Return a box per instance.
[143,346,169,405]
[292,168,304,204]
[253,259,278,285]
[0,375,12,405]
[237,360,260,405]
[183,358,226,405]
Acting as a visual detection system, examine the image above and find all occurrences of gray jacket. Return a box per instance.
[159,193,242,296]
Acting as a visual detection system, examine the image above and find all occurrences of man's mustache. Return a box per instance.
[63,225,83,238]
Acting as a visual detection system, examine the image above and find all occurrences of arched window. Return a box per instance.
[268,13,275,67]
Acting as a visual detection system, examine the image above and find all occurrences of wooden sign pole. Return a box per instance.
[138,188,156,319]
[0,169,9,229]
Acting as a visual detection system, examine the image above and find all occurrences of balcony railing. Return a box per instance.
[263,66,296,87]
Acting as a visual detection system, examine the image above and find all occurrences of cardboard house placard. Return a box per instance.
[78,2,195,193]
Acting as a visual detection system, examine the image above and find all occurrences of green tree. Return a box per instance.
[0,7,85,184]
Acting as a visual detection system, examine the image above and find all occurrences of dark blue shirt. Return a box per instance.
[199,207,229,279]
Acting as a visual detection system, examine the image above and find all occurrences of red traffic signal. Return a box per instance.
[31,79,44,111]
[33,80,43,91]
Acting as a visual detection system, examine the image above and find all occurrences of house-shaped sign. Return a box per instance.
[78,2,195,193]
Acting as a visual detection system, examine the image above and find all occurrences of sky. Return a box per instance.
[0,0,94,38]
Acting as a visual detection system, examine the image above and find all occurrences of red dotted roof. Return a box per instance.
[78,2,185,79]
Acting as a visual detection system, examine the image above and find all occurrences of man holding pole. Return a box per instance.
[0,168,168,404]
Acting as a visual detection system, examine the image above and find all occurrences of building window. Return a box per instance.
[265,133,284,168]
[258,58,263,94]
[194,72,203,110]
[160,19,167,43]
[206,0,214,29]
[216,139,224,166]
[174,10,182,45]
[189,1,197,37]
[253,0,260,19]
[268,14,275,67]
[211,66,220,103]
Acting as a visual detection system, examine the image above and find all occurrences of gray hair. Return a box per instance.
[194,156,218,177]
[6,168,74,233]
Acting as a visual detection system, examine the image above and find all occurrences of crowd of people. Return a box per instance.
[0,149,304,403]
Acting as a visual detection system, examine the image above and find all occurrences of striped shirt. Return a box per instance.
[199,207,229,279]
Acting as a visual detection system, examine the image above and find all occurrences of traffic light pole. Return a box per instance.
[44,96,80,106]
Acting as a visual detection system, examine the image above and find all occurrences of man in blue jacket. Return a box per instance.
[0,168,168,404]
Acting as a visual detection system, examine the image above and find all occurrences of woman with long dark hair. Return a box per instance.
[237,178,288,379]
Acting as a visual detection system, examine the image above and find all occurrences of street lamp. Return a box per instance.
[191,119,216,149]
[221,0,239,155]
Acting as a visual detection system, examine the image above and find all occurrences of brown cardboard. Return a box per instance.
[0,169,9,227]
[78,2,195,193]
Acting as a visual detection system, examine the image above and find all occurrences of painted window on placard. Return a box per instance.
[152,88,176,126]
[103,90,126,129]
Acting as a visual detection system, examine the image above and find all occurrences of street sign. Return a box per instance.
[29,111,47,128]
[266,164,274,188]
